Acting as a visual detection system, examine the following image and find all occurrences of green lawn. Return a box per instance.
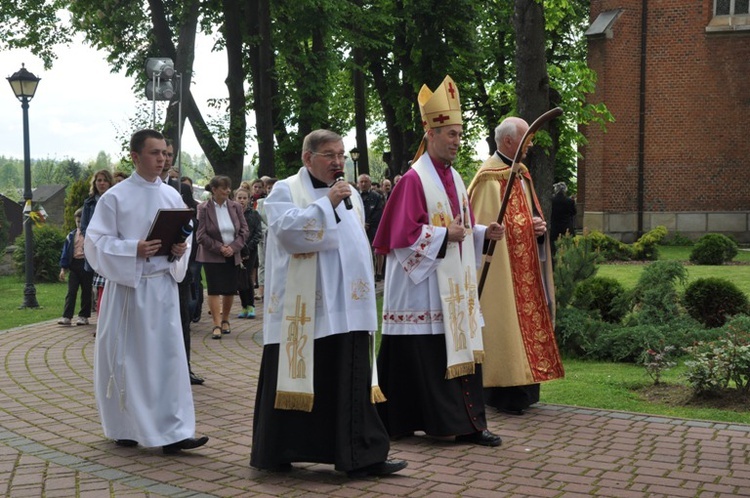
[0,276,68,330]
[540,359,750,424]
[597,247,750,294]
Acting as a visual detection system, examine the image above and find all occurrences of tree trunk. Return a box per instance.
[514,0,554,220]
[247,0,276,178]
[352,47,369,176]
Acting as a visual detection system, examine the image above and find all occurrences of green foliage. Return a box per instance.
[553,234,602,309]
[572,276,628,323]
[11,225,66,283]
[590,316,718,363]
[627,260,688,325]
[683,278,749,328]
[631,225,667,261]
[584,230,632,261]
[641,345,677,385]
[660,232,694,247]
[63,178,90,232]
[554,306,611,358]
[689,233,739,265]
[582,227,667,262]
[683,315,750,396]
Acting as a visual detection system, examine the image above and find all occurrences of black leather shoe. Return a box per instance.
[498,407,525,416]
[162,436,209,454]
[190,372,204,385]
[347,459,407,478]
[115,439,138,447]
[267,463,293,472]
[455,429,502,447]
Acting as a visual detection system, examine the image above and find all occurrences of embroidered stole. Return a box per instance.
[413,160,484,379]
[274,172,318,412]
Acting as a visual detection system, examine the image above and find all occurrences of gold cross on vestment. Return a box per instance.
[445,278,467,351]
[285,295,311,340]
[464,267,478,337]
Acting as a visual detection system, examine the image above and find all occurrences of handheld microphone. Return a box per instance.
[168,224,193,262]
[334,171,353,210]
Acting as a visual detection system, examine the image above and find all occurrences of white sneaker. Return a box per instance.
[76,317,89,326]
[58,317,72,326]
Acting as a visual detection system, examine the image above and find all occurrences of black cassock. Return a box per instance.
[376,334,488,439]
[251,331,390,472]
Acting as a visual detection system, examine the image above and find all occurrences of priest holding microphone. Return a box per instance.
[250,129,406,478]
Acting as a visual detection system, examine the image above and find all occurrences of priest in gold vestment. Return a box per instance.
[468,117,564,414]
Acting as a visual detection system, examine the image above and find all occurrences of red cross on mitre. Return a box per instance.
[448,82,456,99]
[432,114,450,124]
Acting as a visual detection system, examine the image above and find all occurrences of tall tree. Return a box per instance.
[514,0,554,219]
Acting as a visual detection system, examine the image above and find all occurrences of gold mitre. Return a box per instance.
[418,75,463,131]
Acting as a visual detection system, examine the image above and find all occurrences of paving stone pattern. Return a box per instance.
[2,301,750,497]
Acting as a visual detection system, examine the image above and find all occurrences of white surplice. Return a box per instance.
[381,154,487,337]
[262,167,377,345]
[84,172,195,447]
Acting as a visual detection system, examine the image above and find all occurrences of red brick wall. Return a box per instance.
[581,0,750,214]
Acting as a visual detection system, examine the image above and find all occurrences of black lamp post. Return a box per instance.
[349,147,360,181]
[7,64,41,309]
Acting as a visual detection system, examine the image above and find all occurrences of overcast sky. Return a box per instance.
[0,34,233,164]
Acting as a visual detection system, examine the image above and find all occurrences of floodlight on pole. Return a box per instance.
[145,57,176,127]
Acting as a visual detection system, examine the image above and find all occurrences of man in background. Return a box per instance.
[162,139,203,386]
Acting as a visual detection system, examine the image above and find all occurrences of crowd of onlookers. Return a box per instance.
[58,167,400,334]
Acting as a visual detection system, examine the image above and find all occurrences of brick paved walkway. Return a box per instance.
[2,303,750,497]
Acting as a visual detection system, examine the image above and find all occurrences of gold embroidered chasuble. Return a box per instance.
[467,155,564,387]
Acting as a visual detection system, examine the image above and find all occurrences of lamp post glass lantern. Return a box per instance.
[7,64,41,309]
[349,147,360,181]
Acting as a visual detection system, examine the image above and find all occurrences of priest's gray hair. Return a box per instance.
[494,117,525,147]
[302,129,344,159]
[553,182,568,195]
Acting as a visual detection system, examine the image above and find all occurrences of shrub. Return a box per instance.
[554,307,611,358]
[660,232,694,247]
[584,230,632,261]
[12,224,66,283]
[683,315,750,396]
[553,234,602,309]
[572,276,628,323]
[689,233,738,265]
[63,178,90,232]
[627,260,688,325]
[590,315,718,363]
[631,226,667,261]
[641,345,677,385]
[683,278,749,328]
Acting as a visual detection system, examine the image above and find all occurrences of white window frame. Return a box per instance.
[707,0,750,32]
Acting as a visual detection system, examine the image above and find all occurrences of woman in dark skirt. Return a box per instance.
[196,175,249,339]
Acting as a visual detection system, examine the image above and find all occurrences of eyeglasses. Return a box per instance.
[312,152,347,161]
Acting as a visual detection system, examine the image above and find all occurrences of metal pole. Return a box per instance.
[20,95,39,309]
[177,73,182,179]
[152,72,158,128]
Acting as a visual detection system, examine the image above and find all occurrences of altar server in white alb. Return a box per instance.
[250,129,406,478]
[84,129,208,454]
